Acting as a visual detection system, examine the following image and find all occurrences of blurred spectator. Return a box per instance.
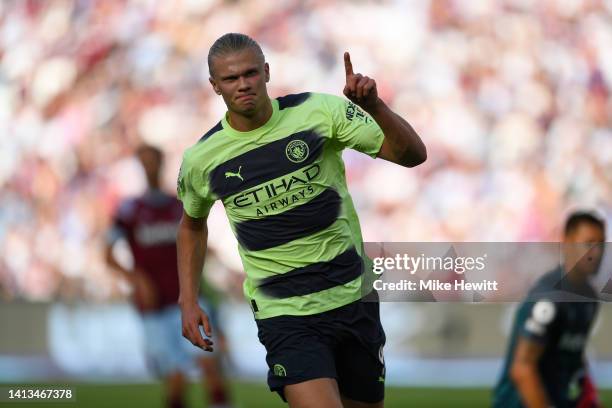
[0,0,610,301]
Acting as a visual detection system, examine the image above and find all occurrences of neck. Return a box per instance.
[148,179,160,191]
[228,98,273,132]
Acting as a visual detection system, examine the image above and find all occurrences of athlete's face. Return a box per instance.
[563,222,606,279]
[209,48,270,116]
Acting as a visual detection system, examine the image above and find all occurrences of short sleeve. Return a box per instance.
[177,153,215,218]
[322,94,385,158]
[106,200,134,244]
[519,299,560,344]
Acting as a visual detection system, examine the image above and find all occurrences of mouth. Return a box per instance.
[236,94,255,102]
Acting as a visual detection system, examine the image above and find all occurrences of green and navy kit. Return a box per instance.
[177,92,384,319]
[493,267,599,408]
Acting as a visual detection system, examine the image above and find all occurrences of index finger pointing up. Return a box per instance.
[344,52,354,77]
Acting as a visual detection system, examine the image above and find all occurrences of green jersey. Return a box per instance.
[177,92,385,319]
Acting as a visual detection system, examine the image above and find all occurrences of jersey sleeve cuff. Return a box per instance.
[371,132,385,158]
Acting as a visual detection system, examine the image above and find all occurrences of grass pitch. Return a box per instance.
[1,382,611,407]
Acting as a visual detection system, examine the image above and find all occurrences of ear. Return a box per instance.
[264,63,270,83]
[209,77,221,95]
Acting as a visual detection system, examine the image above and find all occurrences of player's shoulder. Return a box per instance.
[309,92,346,106]
[276,92,313,110]
[519,268,567,319]
[315,93,356,119]
[183,121,225,158]
[181,121,225,166]
[197,120,224,144]
[143,189,178,206]
[529,267,599,302]
[518,269,560,308]
[276,92,347,112]
[529,268,563,295]
[115,197,140,221]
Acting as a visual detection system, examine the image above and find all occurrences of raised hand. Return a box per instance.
[343,51,379,111]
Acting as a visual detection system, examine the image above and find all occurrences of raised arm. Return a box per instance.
[177,210,214,352]
[342,51,426,167]
[510,337,550,408]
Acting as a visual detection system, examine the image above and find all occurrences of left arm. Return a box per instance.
[343,52,426,167]
[105,217,158,312]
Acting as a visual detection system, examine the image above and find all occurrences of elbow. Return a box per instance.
[180,211,205,230]
[415,145,428,166]
[510,361,535,386]
[510,363,522,384]
[176,216,185,240]
[403,145,427,168]
[104,244,114,266]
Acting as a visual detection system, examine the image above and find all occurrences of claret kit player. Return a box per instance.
[177,33,426,408]
[106,144,232,408]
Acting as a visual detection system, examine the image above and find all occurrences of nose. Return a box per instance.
[238,76,250,92]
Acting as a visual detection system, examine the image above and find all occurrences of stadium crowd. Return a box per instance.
[0,0,610,302]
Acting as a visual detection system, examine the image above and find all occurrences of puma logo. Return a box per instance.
[225,166,243,181]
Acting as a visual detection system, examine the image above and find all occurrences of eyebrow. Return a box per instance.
[220,67,259,80]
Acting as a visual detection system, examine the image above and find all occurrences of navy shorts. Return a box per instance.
[256,296,386,403]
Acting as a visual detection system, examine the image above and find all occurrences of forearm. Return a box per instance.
[512,365,551,408]
[366,98,427,167]
[177,216,207,306]
[105,245,136,285]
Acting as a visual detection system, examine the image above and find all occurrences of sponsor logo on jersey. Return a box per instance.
[525,318,545,335]
[225,166,244,181]
[135,222,178,246]
[285,140,309,163]
[233,164,320,208]
[345,101,372,123]
[532,300,556,324]
[525,300,556,336]
[559,333,587,351]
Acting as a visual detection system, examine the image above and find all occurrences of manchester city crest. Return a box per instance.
[285,140,309,163]
[273,364,287,377]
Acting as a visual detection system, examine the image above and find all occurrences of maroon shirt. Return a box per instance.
[111,190,183,310]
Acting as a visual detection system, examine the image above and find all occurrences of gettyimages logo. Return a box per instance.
[362,242,612,303]
[372,253,487,275]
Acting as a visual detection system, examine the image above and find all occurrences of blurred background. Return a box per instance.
[0,0,611,406]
